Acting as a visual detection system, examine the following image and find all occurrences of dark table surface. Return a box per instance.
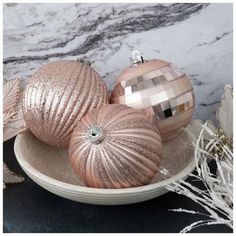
[3,137,232,233]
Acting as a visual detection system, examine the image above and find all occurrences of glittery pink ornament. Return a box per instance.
[110,51,195,141]
[69,104,163,189]
[23,60,109,147]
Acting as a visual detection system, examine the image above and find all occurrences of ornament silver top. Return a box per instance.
[131,50,144,66]
[87,127,104,144]
[77,56,92,66]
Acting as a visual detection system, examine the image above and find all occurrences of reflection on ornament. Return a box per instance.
[69,104,163,189]
[110,51,195,141]
[23,60,109,148]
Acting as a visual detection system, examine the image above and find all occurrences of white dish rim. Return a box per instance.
[14,129,196,196]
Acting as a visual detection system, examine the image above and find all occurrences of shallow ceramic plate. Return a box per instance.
[14,120,202,205]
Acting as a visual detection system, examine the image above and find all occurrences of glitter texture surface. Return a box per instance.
[22,60,109,147]
[110,59,195,140]
[69,104,163,189]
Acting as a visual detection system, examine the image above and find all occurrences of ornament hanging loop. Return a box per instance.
[131,50,144,66]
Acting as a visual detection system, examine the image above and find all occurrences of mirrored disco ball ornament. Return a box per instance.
[110,51,195,141]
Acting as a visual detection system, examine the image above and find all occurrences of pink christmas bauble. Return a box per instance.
[110,58,195,141]
[69,104,163,189]
[23,60,109,147]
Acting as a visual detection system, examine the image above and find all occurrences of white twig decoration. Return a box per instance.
[166,85,233,233]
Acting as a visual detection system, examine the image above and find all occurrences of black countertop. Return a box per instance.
[3,137,232,233]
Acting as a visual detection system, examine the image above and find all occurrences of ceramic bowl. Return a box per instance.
[14,120,202,205]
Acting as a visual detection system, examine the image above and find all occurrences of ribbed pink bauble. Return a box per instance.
[110,51,195,141]
[22,60,109,148]
[69,104,163,189]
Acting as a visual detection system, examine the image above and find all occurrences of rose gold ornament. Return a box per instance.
[22,60,109,148]
[110,51,195,141]
[69,104,163,189]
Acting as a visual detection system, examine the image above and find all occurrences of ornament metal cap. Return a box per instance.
[87,127,105,144]
[131,50,144,66]
[77,56,92,66]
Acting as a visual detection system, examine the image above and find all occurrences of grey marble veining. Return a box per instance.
[3,3,233,122]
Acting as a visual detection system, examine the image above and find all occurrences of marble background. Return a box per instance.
[3,3,233,122]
